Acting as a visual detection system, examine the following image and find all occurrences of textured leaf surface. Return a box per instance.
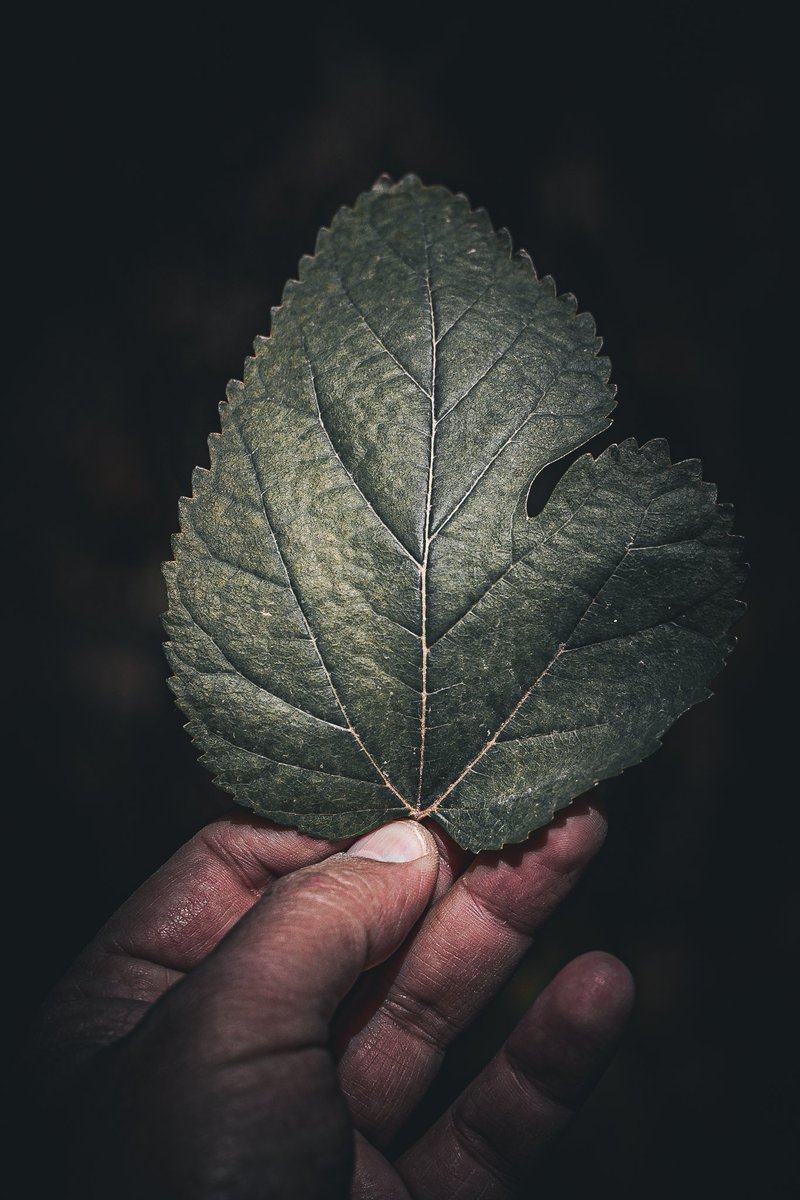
[164,176,745,850]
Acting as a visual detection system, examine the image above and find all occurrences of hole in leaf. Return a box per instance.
[526,445,590,518]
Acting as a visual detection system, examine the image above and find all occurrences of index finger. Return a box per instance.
[336,800,608,1145]
[58,811,354,1006]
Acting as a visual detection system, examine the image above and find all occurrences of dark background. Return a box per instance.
[8,4,795,1196]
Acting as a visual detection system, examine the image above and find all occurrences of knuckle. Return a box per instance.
[449,1104,518,1192]
[197,818,273,892]
[503,1044,576,1116]
[459,873,536,940]
[381,986,457,1055]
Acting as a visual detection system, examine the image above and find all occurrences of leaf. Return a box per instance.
[163,176,745,851]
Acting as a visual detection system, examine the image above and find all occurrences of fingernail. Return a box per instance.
[347,820,431,863]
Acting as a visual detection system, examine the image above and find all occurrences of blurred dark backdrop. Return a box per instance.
[7,4,795,1196]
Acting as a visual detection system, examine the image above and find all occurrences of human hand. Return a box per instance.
[32,802,633,1198]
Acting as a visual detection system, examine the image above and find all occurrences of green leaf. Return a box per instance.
[163,176,745,851]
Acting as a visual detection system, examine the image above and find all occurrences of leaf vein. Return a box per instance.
[207,730,390,788]
[434,261,499,343]
[300,342,423,567]
[416,193,438,805]
[228,404,414,811]
[174,614,348,732]
[181,524,289,591]
[437,320,546,422]
[430,364,569,538]
[429,475,603,648]
[498,721,610,746]
[329,246,432,398]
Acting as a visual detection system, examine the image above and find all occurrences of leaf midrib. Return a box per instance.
[415,194,437,807]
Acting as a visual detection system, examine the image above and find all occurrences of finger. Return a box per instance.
[398,952,634,1199]
[147,820,440,1064]
[332,823,471,1054]
[37,813,358,1083]
[351,1133,412,1200]
[424,821,474,901]
[337,800,607,1143]
[58,810,354,1008]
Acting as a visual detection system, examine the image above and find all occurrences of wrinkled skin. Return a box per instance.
[31,801,633,1198]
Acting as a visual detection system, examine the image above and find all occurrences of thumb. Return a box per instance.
[152,818,440,1061]
[71,822,439,1200]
